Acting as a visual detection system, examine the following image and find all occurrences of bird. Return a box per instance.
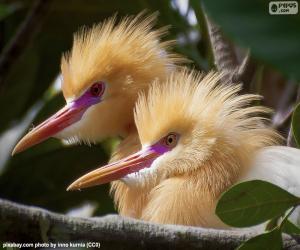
[12,12,185,155]
[67,70,300,228]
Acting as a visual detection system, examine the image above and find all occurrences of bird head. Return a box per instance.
[12,12,184,155]
[67,70,279,191]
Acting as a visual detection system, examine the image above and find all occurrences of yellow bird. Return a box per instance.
[12,13,185,155]
[68,70,300,228]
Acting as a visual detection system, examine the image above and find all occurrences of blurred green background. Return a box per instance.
[0,0,299,217]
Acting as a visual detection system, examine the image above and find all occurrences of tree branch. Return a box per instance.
[0,0,52,92]
[0,199,299,249]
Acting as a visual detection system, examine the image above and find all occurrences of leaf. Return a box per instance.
[282,219,300,235]
[238,228,282,250]
[0,3,21,21]
[189,0,212,69]
[265,217,280,231]
[0,44,40,133]
[216,180,300,227]
[202,0,300,80]
[292,103,300,148]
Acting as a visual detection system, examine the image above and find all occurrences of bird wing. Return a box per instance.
[240,146,300,225]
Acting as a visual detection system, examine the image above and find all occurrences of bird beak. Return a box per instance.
[67,146,163,191]
[12,101,88,155]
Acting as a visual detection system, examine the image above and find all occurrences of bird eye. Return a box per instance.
[90,82,105,97]
[163,133,179,148]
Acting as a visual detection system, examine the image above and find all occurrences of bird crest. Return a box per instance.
[61,12,186,100]
[135,69,280,160]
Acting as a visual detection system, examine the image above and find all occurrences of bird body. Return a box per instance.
[68,70,300,228]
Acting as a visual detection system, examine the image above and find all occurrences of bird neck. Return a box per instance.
[110,170,231,227]
[110,139,255,227]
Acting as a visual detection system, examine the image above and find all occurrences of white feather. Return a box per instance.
[240,146,300,225]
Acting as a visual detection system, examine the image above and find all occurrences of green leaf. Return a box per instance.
[216,180,300,227]
[0,3,21,21]
[282,219,300,235]
[292,103,300,148]
[0,44,40,133]
[189,0,212,69]
[202,0,300,80]
[265,217,280,231]
[238,228,282,250]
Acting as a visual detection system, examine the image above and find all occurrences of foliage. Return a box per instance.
[0,2,21,21]
[216,180,300,227]
[203,0,300,248]
[202,0,300,80]
[216,180,300,249]
[282,219,300,235]
[237,228,283,250]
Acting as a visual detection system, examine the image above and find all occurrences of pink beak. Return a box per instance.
[67,146,164,191]
[12,103,87,155]
[12,89,103,155]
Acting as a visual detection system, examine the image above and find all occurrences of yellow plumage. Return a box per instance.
[61,12,184,100]
[111,69,280,227]
[13,12,186,154]
[57,12,187,143]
